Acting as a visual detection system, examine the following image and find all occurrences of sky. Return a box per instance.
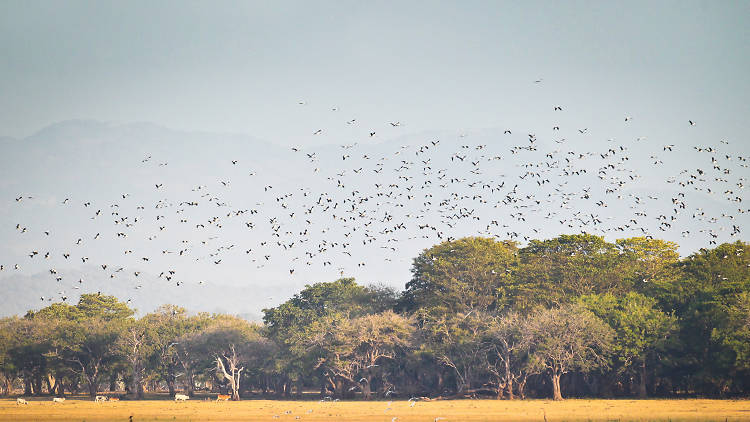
[1,1,747,143]
[0,1,748,317]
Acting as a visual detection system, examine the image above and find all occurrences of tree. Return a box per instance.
[118,319,148,399]
[141,305,195,397]
[0,318,23,396]
[400,237,519,315]
[76,294,134,321]
[484,312,530,399]
[190,315,267,400]
[579,292,677,397]
[54,317,126,397]
[616,237,680,293]
[263,278,392,397]
[418,310,492,395]
[24,295,133,397]
[311,311,414,399]
[525,304,613,400]
[519,234,624,307]
[719,291,750,389]
[650,241,749,395]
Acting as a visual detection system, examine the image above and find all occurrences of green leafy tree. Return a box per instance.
[140,305,194,397]
[22,296,133,397]
[616,237,681,291]
[0,317,23,396]
[401,237,519,315]
[651,241,749,395]
[263,278,392,397]
[579,292,677,397]
[118,318,150,399]
[519,234,624,307]
[44,295,133,397]
[718,291,750,388]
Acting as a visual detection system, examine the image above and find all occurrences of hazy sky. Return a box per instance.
[1,1,748,317]
[1,1,748,144]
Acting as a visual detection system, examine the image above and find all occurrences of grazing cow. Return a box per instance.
[174,394,189,401]
[108,397,120,402]
[216,394,230,401]
[95,395,107,402]
[52,397,65,403]
[16,398,28,405]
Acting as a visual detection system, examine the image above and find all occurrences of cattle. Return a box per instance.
[52,397,65,403]
[216,394,230,401]
[16,398,28,405]
[108,397,120,402]
[95,395,107,402]
[174,394,189,401]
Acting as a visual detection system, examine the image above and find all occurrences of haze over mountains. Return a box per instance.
[0,117,746,318]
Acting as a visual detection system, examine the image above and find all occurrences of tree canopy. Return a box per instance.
[0,236,747,400]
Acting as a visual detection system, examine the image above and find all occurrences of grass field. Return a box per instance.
[1,397,749,422]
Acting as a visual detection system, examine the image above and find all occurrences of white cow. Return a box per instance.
[174,394,189,401]
[95,395,107,402]
[16,398,28,405]
[52,397,65,403]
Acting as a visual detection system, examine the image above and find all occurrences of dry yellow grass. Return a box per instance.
[1,397,749,421]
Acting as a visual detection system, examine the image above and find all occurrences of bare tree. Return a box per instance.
[121,322,147,399]
[215,344,244,401]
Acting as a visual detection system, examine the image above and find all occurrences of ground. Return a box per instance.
[2,397,749,421]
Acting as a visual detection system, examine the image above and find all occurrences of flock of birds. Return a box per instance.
[2,98,747,307]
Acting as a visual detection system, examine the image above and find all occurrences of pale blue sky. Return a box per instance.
[1,1,747,144]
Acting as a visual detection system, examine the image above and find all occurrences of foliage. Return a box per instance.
[0,237,748,399]
[401,237,519,314]
[525,304,614,400]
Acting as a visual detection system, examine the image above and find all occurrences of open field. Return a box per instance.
[2,398,750,422]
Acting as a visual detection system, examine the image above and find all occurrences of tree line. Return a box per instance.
[0,234,747,400]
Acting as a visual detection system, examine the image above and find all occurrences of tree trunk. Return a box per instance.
[3,375,13,396]
[132,362,144,399]
[517,374,528,400]
[23,373,32,396]
[495,378,505,399]
[46,374,55,395]
[185,370,195,397]
[334,378,344,399]
[552,372,563,401]
[166,378,176,397]
[87,375,98,397]
[109,373,117,392]
[457,367,471,395]
[34,373,43,396]
[296,378,303,398]
[638,360,647,398]
[362,375,372,400]
[504,359,514,400]
[215,352,242,401]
